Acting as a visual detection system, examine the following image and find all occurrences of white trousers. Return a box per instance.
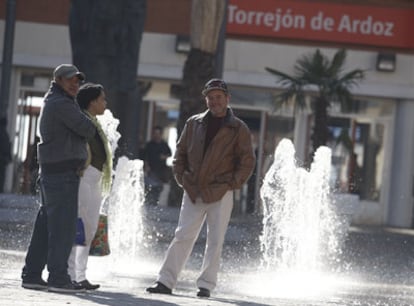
[157,190,233,291]
[68,166,103,282]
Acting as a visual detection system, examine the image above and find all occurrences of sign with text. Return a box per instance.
[227,0,414,49]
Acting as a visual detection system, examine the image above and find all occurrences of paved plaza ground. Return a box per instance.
[1,194,414,305]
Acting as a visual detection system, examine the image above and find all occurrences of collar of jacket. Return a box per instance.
[196,108,238,127]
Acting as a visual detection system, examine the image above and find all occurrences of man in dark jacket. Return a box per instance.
[21,64,96,293]
[142,126,172,206]
[147,79,255,298]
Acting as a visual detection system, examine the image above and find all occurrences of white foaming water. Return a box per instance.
[97,110,145,267]
[97,110,121,156]
[107,157,145,263]
[260,138,340,271]
[253,138,344,298]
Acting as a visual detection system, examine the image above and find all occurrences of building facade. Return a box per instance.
[1,0,414,227]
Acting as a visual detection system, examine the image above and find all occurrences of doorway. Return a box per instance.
[11,92,42,194]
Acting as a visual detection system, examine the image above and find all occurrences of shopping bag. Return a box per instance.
[89,214,110,256]
[75,218,86,246]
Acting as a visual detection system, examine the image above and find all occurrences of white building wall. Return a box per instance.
[1,20,414,101]
[2,20,414,227]
[0,21,72,68]
[388,100,414,227]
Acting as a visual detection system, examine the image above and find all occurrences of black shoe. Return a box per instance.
[197,287,210,298]
[22,277,48,290]
[146,281,172,294]
[77,279,100,290]
[48,281,86,293]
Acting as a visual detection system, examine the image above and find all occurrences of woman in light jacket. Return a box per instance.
[68,83,112,290]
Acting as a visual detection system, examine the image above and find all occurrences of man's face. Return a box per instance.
[152,129,162,142]
[56,76,81,97]
[205,89,229,118]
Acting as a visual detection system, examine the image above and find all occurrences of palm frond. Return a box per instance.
[327,49,346,77]
[272,86,307,111]
[295,49,332,85]
[274,85,297,103]
[294,90,307,108]
[337,69,365,87]
[265,67,299,85]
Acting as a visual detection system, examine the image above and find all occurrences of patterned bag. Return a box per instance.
[89,214,110,256]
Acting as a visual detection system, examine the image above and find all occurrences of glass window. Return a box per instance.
[328,98,393,201]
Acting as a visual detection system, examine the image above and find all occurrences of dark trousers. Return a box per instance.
[145,184,163,206]
[144,172,163,206]
[22,170,80,286]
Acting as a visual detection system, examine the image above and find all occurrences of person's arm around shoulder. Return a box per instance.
[56,97,96,140]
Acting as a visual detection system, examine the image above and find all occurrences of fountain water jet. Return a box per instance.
[260,138,341,272]
[251,138,346,298]
[107,157,145,261]
[97,110,146,269]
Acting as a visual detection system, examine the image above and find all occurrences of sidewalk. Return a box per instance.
[1,193,414,305]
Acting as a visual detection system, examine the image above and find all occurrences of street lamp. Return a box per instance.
[0,0,16,118]
[376,52,396,72]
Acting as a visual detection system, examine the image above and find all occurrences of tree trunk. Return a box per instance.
[176,0,226,136]
[177,49,215,136]
[311,96,329,154]
[69,0,147,158]
[167,0,226,206]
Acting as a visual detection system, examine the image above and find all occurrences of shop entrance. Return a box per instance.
[328,117,386,202]
[11,92,42,194]
[325,98,394,224]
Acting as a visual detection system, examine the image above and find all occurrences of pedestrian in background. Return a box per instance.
[67,83,112,290]
[146,78,255,298]
[142,126,172,206]
[21,64,96,293]
[24,136,40,195]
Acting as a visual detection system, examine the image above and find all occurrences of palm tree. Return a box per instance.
[168,0,227,206]
[266,49,365,156]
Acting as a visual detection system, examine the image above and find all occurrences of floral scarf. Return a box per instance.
[85,111,112,196]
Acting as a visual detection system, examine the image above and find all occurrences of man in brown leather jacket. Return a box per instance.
[147,79,255,298]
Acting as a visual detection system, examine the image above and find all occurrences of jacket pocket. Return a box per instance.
[214,173,233,184]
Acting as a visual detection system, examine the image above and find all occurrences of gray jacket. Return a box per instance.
[37,82,96,171]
